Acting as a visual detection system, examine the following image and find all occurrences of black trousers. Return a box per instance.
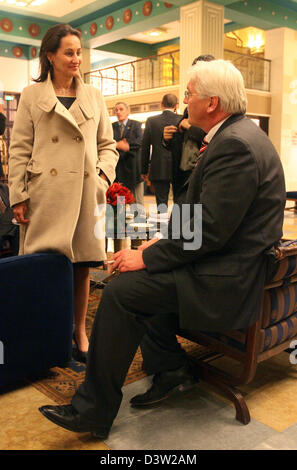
[71,269,187,433]
[152,180,171,211]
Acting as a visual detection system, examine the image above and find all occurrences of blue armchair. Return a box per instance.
[0,253,73,389]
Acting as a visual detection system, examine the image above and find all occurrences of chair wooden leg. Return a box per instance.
[197,361,251,425]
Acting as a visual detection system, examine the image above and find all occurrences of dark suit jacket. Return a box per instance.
[112,119,142,190]
[143,114,286,332]
[0,113,5,135]
[166,125,205,200]
[141,110,182,181]
[0,183,19,255]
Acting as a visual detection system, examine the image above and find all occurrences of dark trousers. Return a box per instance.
[152,180,171,211]
[71,269,187,433]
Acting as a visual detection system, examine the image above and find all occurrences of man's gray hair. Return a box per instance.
[189,59,247,114]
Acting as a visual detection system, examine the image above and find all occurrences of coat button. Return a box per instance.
[75,136,82,142]
[52,136,59,143]
[84,171,89,177]
[50,168,58,176]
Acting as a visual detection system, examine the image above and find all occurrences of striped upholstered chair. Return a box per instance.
[178,240,297,425]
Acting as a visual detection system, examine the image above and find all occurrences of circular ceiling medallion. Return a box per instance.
[105,16,114,30]
[31,47,37,58]
[90,22,97,36]
[143,1,152,16]
[164,2,173,7]
[0,18,13,33]
[28,23,41,37]
[13,46,23,58]
[123,9,132,24]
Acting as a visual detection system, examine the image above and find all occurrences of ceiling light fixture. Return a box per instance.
[146,27,167,37]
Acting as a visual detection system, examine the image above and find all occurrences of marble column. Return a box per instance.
[179,0,224,111]
[81,47,91,84]
[265,28,297,190]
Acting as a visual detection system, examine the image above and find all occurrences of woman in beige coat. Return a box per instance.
[9,24,118,362]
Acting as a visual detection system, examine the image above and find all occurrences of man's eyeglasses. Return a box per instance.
[184,90,198,99]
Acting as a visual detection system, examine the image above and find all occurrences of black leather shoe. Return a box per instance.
[130,364,199,407]
[39,404,109,439]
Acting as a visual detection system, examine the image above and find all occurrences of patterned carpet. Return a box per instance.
[30,279,211,405]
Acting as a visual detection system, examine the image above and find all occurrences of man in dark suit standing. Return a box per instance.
[0,103,5,135]
[112,102,143,205]
[39,60,286,438]
[163,55,214,201]
[141,94,181,212]
[0,103,6,179]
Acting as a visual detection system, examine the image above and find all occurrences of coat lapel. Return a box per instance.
[36,74,94,131]
[69,75,94,126]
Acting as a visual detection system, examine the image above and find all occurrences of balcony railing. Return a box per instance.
[85,49,180,96]
[223,49,270,92]
[85,48,270,96]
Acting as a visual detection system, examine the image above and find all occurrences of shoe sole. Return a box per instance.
[38,407,108,440]
[130,379,198,407]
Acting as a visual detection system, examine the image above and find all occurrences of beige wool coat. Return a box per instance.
[9,74,118,262]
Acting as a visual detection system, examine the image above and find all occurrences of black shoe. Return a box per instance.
[72,332,88,364]
[39,404,109,439]
[130,364,199,407]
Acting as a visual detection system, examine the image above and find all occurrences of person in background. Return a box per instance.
[0,103,5,135]
[39,60,286,438]
[163,54,215,201]
[141,94,182,212]
[0,102,6,179]
[8,24,118,363]
[0,182,19,256]
[113,102,144,206]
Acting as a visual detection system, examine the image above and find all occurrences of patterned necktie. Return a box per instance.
[119,123,124,138]
[195,138,208,166]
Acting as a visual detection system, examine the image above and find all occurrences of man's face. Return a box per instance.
[184,79,210,130]
[115,104,129,122]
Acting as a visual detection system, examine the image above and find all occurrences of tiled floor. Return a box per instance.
[1,360,297,450]
[1,198,297,450]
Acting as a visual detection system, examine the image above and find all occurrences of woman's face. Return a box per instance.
[48,34,82,79]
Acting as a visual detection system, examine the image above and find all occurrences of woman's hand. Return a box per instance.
[99,171,109,184]
[13,201,29,224]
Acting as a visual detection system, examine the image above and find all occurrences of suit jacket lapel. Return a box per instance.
[122,119,131,139]
[182,114,245,197]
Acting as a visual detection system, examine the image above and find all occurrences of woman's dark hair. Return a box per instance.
[34,24,82,82]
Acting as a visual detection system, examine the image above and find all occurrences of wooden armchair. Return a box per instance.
[178,241,297,425]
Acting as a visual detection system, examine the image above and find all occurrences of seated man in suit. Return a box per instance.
[113,102,144,206]
[39,60,286,439]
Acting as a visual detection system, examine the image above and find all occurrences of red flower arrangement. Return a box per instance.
[106,182,134,206]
